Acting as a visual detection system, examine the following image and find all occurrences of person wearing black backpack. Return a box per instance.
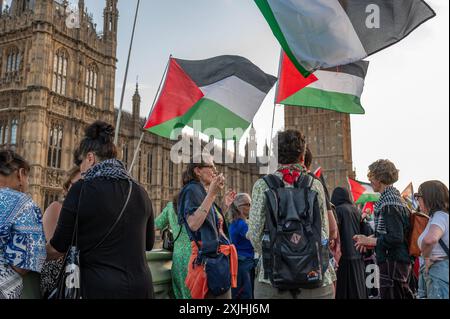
[247,130,335,299]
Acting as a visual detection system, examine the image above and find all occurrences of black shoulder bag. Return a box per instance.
[48,180,133,299]
[162,227,182,252]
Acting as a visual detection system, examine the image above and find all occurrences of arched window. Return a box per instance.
[47,122,64,168]
[85,64,98,106]
[0,120,5,146]
[147,151,153,184]
[123,145,129,168]
[169,160,174,188]
[11,119,19,146]
[52,49,69,95]
[6,48,21,74]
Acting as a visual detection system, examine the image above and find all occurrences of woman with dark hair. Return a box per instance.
[40,166,81,298]
[228,193,256,299]
[416,180,449,299]
[354,159,414,299]
[331,187,369,299]
[0,150,46,299]
[179,154,238,299]
[46,121,155,299]
[155,193,192,299]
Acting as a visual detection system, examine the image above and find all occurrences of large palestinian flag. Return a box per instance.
[348,178,380,204]
[144,56,277,139]
[255,0,435,77]
[277,53,369,114]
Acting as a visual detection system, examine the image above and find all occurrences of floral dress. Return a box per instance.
[0,188,46,299]
[155,202,192,299]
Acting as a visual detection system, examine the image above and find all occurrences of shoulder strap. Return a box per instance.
[263,174,284,190]
[439,239,449,257]
[85,180,133,256]
[172,227,183,243]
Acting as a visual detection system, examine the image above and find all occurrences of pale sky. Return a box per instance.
[78,0,448,191]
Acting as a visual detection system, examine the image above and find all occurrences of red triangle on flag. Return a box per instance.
[348,178,366,203]
[144,58,204,130]
[314,167,322,178]
[276,52,318,104]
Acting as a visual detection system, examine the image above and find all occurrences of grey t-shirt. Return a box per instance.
[418,211,449,259]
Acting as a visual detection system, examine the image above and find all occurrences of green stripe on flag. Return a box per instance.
[147,98,251,140]
[356,193,381,204]
[182,98,250,139]
[280,87,366,115]
[254,0,311,78]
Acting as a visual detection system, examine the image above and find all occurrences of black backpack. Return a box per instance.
[261,173,330,291]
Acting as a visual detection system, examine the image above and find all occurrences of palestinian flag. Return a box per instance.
[276,52,318,104]
[144,56,277,139]
[255,0,435,77]
[277,54,369,114]
[401,182,419,210]
[348,178,380,204]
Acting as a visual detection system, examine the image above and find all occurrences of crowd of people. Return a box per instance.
[0,123,448,300]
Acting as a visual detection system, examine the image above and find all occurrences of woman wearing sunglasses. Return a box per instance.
[178,154,238,299]
[415,181,449,299]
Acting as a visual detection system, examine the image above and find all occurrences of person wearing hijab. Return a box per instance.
[331,187,370,299]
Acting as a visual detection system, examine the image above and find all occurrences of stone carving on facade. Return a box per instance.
[46,169,63,188]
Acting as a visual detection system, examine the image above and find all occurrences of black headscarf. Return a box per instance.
[331,187,354,207]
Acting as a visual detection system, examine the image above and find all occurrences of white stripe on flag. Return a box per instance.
[267,0,367,71]
[308,70,365,97]
[199,76,267,123]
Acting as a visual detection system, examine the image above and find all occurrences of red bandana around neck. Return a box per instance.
[278,165,303,185]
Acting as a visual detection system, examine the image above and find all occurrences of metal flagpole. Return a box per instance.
[128,56,171,174]
[267,50,284,174]
[114,0,141,145]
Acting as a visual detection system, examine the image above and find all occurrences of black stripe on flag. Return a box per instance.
[175,55,277,93]
[340,0,436,57]
[322,60,369,79]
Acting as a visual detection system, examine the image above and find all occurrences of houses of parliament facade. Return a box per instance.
[0,0,354,215]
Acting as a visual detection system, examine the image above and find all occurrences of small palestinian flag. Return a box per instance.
[144,56,277,140]
[255,0,435,76]
[277,55,369,114]
[401,182,419,210]
[348,178,380,204]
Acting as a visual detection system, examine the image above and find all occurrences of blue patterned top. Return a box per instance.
[0,188,46,299]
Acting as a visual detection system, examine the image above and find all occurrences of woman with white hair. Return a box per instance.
[228,193,255,299]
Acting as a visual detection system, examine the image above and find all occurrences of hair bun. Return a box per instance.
[85,121,115,143]
[0,150,13,167]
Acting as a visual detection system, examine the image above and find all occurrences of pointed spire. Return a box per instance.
[78,0,85,23]
[133,78,141,119]
[103,0,118,39]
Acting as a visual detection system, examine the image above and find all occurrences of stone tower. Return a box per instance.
[0,0,118,208]
[285,106,355,191]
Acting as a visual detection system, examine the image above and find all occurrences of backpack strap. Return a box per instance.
[263,174,284,190]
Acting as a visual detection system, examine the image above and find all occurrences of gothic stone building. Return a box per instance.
[0,0,261,215]
[285,106,356,192]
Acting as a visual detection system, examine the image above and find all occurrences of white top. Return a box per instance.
[418,211,449,259]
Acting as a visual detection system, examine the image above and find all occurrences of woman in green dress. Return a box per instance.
[155,199,192,299]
